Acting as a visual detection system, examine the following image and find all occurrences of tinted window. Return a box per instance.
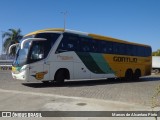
[57,33,79,52]
[124,45,152,57]
[35,33,60,48]
[137,46,144,57]
[79,37,91,52]
[100,41,106,53]
[125,44,134,56]
[145,47,152,56]
[28,33,60,63]
[36,33,60,57]
[91,39,99,53]
[131,45,137,56]
[118,43,126,55]
[57,33,152,57]
[106,41,113,54]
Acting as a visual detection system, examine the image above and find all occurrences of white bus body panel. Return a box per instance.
[49,52,74,80]
[49,51,116,81]
[28,61,50,82]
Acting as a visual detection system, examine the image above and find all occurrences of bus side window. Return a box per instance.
[100,41,107,53]
[79,37,91,52]
[136,46,151,57]
[118,43,125,55]
[99,41,113,54]
[56,35,68,52]
[56,33,78,53]
[129,45,134,56]
[136,46,140,56]
[113,42,117,54]
[144,47,148,57]
[91,39,99,53]
[137,46,143,57]
[67,36,78,51]
[126,45,131,56]
[145,47,151,56]
[132,45,137,56]
[35,33,60,57]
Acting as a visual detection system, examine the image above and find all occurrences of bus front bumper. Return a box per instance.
[12,70,28,81]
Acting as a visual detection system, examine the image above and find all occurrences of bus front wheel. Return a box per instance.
[54,69,70,86]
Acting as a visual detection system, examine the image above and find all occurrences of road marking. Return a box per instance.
[0,88,65,98]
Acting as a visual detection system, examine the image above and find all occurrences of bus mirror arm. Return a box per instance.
[21,38,47,49]
[8,43,20,54]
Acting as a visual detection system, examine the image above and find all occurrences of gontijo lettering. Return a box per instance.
[113,56,137,63]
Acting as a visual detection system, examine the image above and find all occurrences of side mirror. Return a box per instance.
[8,43,20,54]
[21,38,47,49]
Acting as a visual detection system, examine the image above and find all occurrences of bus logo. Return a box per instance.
[113,56,137,63]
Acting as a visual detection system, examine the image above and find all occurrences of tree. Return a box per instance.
[152,49,160,56]
[2,28,23,56]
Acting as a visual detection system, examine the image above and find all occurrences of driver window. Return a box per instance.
[30,43,44,60]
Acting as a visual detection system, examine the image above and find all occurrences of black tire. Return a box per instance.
[125,69,133,81]
[155,69,159,74]
[54,70,65,86]
[42,81,50,84]
[134,69,141,80]
[42,81,53,85]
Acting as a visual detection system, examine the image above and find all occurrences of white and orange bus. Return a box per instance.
[10,28,152,85]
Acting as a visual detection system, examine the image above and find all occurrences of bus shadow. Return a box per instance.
[22,82,55,88]
[22,76,160,88]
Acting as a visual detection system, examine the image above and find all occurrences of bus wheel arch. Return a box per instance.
[54,68,70,85]
[124,69,133,81]
[134,69,141,80]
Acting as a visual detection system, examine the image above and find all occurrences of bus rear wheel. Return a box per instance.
[124,69,133,81]
[154,69,160,74]
[42,81,50,84]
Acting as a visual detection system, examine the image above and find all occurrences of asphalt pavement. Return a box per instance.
[0,71,159,120]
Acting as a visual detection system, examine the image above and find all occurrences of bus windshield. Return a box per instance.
[12,33,61,67]
[13,40,31,67]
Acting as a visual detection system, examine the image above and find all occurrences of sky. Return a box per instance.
[0,0,160,53]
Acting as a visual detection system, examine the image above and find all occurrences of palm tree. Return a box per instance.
[2,28,23,56]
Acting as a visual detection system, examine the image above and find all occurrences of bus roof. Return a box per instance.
[24,28,65,36]
[24,28,150,47]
